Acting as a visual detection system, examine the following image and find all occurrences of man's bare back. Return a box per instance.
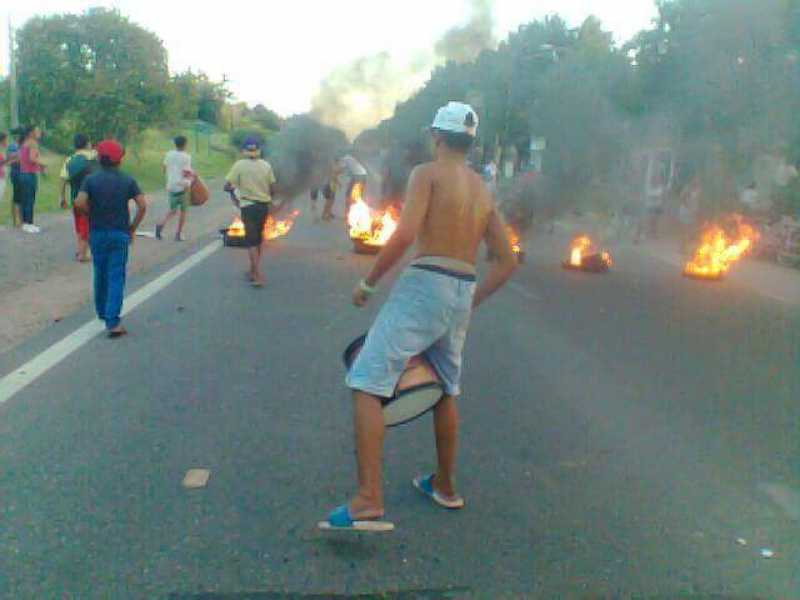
[413,159,494,266]
[351,102,516,310]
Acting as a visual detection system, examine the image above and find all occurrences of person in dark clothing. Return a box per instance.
[60,134,97,262]
[7,128,23,227]
[74,140,147,338]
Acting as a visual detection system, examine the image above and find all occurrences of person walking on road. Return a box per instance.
[320,102,518,532]
[18,126,46,234]
[224,137,280,288]
[74,140,147,338]
[321,159,342,222]
[156,135,194,242]
[59,134,97,263]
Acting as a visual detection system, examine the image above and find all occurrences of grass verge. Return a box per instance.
[1,125,235,225]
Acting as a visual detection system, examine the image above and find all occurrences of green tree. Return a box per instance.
[16,8,171,142]
[248,104,283,132]
[170,70,232,125]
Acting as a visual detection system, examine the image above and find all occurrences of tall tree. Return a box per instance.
[16,8,171,141]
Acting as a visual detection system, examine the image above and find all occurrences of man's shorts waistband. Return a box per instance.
[411,255,477,279]
[411,264,477,282]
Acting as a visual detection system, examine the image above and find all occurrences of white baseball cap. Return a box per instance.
[431,102,479,137]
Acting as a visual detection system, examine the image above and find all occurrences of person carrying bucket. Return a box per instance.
[319,102,518,532]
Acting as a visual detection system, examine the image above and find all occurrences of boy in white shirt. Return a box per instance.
[156,136,194,241]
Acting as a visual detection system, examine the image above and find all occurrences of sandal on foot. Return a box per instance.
[107,327,128,339]
[318,505,394,533]
[413,475,465,510]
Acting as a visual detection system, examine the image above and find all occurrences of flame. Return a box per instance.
[684,215,758,279]
[506,225,522,255]
[569,236,593,267]
[265,210,301,240]
[227,217,246,238]
[348,193,399,247]
[373,208,399,245]
[348,195,374,240]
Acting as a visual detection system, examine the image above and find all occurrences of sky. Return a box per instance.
[1,1,658,117]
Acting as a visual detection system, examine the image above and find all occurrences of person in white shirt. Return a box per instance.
[156,136,194,241]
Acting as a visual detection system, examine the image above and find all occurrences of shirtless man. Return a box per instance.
[320,102,518,531]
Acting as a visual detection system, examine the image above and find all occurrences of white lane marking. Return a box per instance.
[509,281,542,302]
[0,240,222,405]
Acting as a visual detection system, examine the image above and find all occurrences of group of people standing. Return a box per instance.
[1,126,46,233]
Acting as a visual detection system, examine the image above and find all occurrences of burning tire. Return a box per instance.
[561,253,611,273]
[352,239,382,255]
[562,236,613,273]
[683,215,758,280]
[683,270,724,282]
[221,229,249,248]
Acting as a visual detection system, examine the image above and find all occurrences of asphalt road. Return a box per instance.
[0,214,798,599]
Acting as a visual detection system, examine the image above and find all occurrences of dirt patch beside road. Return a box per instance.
[0,180,240,354]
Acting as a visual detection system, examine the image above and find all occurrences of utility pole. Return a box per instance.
[9,19,20,128]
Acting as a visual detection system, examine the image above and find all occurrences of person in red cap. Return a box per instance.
[74,140,147,338]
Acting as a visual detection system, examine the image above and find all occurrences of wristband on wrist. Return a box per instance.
[359,279,376,295]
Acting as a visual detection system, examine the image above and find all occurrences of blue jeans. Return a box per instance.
[89,229,130,330]
[18,173,37,224]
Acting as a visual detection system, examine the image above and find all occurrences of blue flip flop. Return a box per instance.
[317,505,395,533]
[413,475,465,510]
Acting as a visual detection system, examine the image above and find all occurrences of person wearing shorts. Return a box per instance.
[320,102,518,532]
[224,137,281,288]
[241,202,271,247]
[169,189,190,213]
[60,134,96,262]
[321,160,342,222]
[156,136,194,242]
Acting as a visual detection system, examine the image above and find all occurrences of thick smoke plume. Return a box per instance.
[311,0,496,140]
[311,53,430,141]
[435,0,496,64]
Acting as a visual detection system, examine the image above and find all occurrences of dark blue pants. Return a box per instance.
[18,173,37,224]
[89,229,130,330]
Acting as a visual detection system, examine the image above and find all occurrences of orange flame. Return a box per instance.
[506,225,522,255]
[684,215,758,279]
[265,210,301,240]
[227,217,246,238]
[348,192,399,247]
[569,236,593,267]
